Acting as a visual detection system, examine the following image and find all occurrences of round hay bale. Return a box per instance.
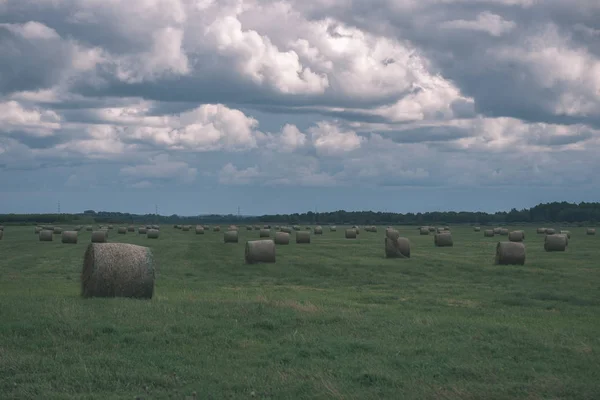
[508,231,524,242]
[61,231,78,244]
[151,225,159,230]
[91,231,107,243]
[537,228,546,234]
[436,227,445,233]
[495,242,526,265]
[293,225,301,231]
[353,226,360,235]
[296,231,311,244]
[74,225,82,231]
[182,225,190,232]
[259,229,271,238]
[127,226,135,232]
[386,228,400,240]
[314,226,323,235]
[108,225,114,230]
[81,243,154,299]
[428,226,436,232]
[419,227,429,235]
[493,227,502,235]
[587,228,596,235]
[245,240,276,264]
[329,226,337,232]
[544,234,567,252]
[224,230,239,243]
[473,227,481,232]
[34,226,42,234]
[229,225,238,231]
[246,226,253,231]
[118,227,127,234]
[147,229,159,239]
[560,230,571,239]
[484,229,494,237]
[274,232,290,245]
[434,233,453,247]
[545,228,556,235]
[281,226,292,234]
[86,226,93,231]
[345,229,357,239]
[195,226,204,234]
[254,225,261,231]
[53,227,63,235]
[0,225,4,231]
[498,228,509,236]
[385,237,410,258]
[213,226,221,232]
[275,225,280,231]
[39,230,53,241]
[138,227,147,234]
[263,225,270,229]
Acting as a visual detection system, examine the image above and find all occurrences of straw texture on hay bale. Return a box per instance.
[274,232,290,245]
[314,226,323,235]
[147,229,159,239]
[484,229,494,237]
[39,230,53,241]
[434,233,453,247]
[353,226,360,235]
[545,228,556,235]
[560,230,571,239]
[587,228,596,235]
[508,231,525,242]
[53,227,63,235]
[245,240,276,264]
[91,231,107,243]
[259,229,271,238]
[224,230,239,243]
[127,226,135,232]
[138,227,147,234]
[495,242,526,265]
[474,227,481,232]
[213,226,221,232]
[61,231,78,244]
[296,231,311,244]
[386,228,400,240]
[419,227,429,235]
[81,243,154,299]
[385,237,410,258]
[345,229,357,239]
[537,228,546,234]
[329,226,337,232]
[544,234,567,252]
[86,226,93,231]
[195,226,204,234]
[118,227,127,234]
[281,226,292,234]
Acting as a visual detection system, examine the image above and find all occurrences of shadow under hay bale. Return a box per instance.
[245,240,276,264]
[274,232,290,245]
[508,231,524,242]
[61,231,78,244]
[296,231,311,244]
[385,237,410,258]
[224,230,239,243]
[195,226,204,234]
[147,229,159,239]
[386,228,400,240]
[495,242,526,265]
[314,226,323,235]
[259,229,271,238]
[118,227,127,234]
[81,243,154,299]
[484,230,494,237]
[91,231,107,243]
[434,233,453,247]
[544,234,567,252]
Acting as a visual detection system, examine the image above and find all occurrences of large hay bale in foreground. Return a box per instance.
[434,233,453,247]
[537,227,546,234]
[61,231,78,244]
[53,227,63,235]
[345,229,357,239]
[544,234,567,252]
[245,240,276,264]
[495,242,526,265]
[118,227,127,234]
[587,228,596,235]
[419,227,429,235]
[81,243,154,299]
[147,229,159,239]
[560,230,571,239]
[296,231,311,244]
[484,230,494,237]
[138,227,147,234]
[473,227,481,232]
[314,226,323,235]
[385,237,410,258]
[195,225,204,234]
[127,226,135,232]
[91,231,107,243]
[224,230,239,243]
[274,232,290,245]
[508,231,524,242]
[545,228,556,235]
[39,230,53,241]
[386,228,400,240]
[259,229,271,238]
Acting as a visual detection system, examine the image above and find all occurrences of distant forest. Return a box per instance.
[0,202,599,226]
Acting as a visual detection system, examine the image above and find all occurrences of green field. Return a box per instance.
[1,225,599,399]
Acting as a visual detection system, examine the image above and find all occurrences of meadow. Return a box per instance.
[0,225,599,400]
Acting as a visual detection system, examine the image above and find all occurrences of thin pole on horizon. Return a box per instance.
[57,201,60,214]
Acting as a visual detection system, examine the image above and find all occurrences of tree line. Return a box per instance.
[0,202,598,226]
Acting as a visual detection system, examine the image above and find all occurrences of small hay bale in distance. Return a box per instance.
[127,226,135,232]
[35,226,42,234]
[147,229,159,239]
[385,237,410,258]
[352,226,360,235]
[493,227,502,234]
[436,227,445,233]
[428,226,436,232]
[224,230,239,243]
[434,232,453,247]
[545,228,556,235]
[386,228,400,240]
[560,230,571,239]
[484,229,494,237]
[498,228,509,236]
[229,225,238,231]
[329,226,337,232]
[81,243,154,299]
[495,242,526,265]
[281,226,292,234]
[254,225,261,230]
[246,226,253,231]
[544,234,567,252]
[39,230,53,241]
[419,227,429,235]
[74,225,82,231]
[345,228,357,239]
[473,227,481,232]
[108,225,114,230]
[537,227,546,234]
[182,225,190,232]
[213,226,221,232]
[195,225,204,234]
[53,227,63,235]
[259,229,271,238]
[293,225,301,231]
[274,232,290,245]
[91,231,107,243]
[443,226,450,231]
[587,228,596,235]
[508,231,525,242]
[86,225,93,231]
[118,227,127,234]
[138,227,147,234]
[296,231,311,244]
[263,225,270,229]
[145,225,152,230]
[245,240,276,264]
[314,226,323,235]
[61,231,78,244]
[151,225,159,230]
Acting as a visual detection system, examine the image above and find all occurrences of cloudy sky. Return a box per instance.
[1,0,599,215]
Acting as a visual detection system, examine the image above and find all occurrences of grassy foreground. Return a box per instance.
[0,225,599,400]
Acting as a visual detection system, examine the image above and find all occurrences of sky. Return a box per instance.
[1,0,599,216]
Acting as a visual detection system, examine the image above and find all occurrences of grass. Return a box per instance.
[1,225,599,399]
